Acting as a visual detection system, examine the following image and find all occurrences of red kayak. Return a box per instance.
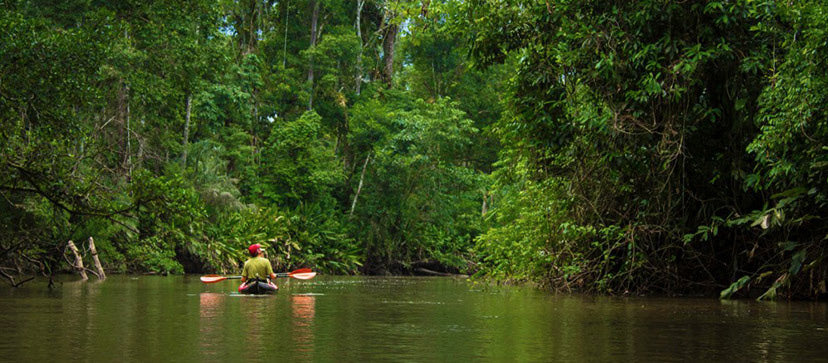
[238,279,278,294]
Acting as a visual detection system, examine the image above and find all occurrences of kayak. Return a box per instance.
[238,279,278,294]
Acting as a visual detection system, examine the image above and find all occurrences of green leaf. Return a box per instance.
[789,249,806,275]
[720,275,751,299]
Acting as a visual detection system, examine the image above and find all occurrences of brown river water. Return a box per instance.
[0,275,826,362]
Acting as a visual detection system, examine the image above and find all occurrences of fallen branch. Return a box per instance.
[0,268,34,287]
[415,267,469,278]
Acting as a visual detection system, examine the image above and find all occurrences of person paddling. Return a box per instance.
[241,243,277,286]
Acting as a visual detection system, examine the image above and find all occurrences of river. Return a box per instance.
[0,275,826,362]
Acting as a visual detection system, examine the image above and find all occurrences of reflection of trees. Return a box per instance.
[59,279,104,357]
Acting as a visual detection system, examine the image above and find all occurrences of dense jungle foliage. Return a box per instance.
[1,0,826,299]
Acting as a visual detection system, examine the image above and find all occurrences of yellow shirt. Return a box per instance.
[241,256,274,280]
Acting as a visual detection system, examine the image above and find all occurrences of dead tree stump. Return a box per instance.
[88,237,106,279]
[66,240,88,280]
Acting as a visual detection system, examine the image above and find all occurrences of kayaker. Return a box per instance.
[241,243,277,284]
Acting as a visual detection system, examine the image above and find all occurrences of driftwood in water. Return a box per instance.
[415,267,469,279]
[88,237,106,279]
[66,240,88,280]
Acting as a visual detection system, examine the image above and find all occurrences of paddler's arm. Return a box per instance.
[241,263,249,283]
[267,261,276,280]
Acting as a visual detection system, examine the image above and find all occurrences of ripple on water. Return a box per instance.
[380,300,445,305]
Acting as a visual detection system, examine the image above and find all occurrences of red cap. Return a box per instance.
[248,243,263,256]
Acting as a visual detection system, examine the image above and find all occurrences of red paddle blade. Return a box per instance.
[288,272,317,280]
[291,268,313,274]
[200,275,228,283]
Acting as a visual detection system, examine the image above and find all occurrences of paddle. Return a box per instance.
[199,275,240,283]
[200,268,316,283]
[275,268,317,280]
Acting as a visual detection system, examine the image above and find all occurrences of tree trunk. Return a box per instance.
[355,0,365,95]
[381,20,398,88]
[125,85,132,178]
[88,237,106,279]
[283,0,290,67]
[121,29,132,178]
[182,93,192,165]
[250,0,259,53]
[339,96,352,177]
[350,152,371,217]
[66,240,88,280]
[244,0,259,54]
[307,0,320,110]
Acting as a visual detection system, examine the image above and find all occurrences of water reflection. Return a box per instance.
[291,295,316,359]
[239,295,278,361]
[59,279,104,358]
[199,292,225,319]
[2,276,827,362]
[292,295,316,323]
[718,299,828,362]
[198,293,225,360]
